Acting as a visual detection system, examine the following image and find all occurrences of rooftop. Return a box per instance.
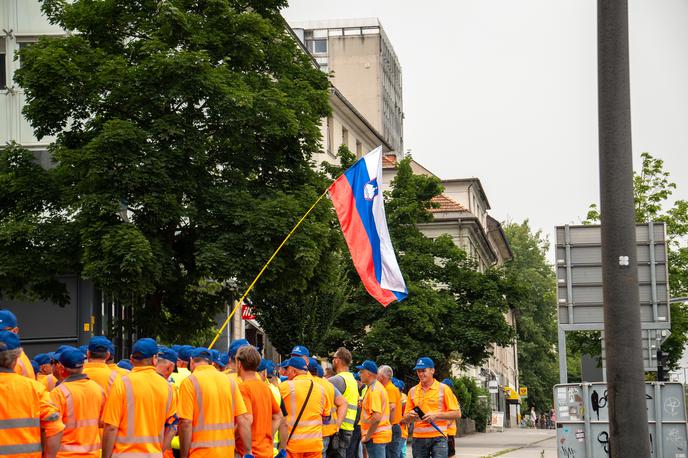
[430,194,468,213]
[288,18,381,30]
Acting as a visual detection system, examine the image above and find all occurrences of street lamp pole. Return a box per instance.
[597,0,651,456]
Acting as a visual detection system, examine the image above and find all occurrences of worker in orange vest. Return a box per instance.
[0,309,35,379]
[51,348,106,458]
[83,336,119,395]
[102,338,178,458]
[235,346,282,458]
[0,330,65,458]
[307,358,347,458]
[356,361,391,458]
[105,342,129,376]
[156,346,179,458]
[35,353,58,390]
[223,338,250,382]
[178,347,252,458]
[377,365,402,458]
[278,357,331,458]
[440,379,457,458]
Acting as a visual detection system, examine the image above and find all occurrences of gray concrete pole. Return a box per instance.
[597,1,651,456]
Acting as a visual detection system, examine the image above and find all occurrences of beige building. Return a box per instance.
[382,154,520,426]
[290,18,404,154]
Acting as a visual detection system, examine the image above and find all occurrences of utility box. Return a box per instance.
[555,382,687,457]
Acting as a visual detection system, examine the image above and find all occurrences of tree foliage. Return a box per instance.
[501,221,558,411]
[582,152,688,369]
[5,0,333,342]
[327,157,515,383]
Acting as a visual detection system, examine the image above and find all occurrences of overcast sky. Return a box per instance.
[283,0,688,250]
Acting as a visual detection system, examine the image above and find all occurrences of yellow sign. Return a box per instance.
[504,386,519,401]
[519,386,528,397]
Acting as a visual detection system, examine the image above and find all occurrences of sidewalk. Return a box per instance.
[453,428,556,458]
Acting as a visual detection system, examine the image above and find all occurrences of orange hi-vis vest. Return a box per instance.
[405,380,460,438]
[38,374,57,391]
[360,381,392,444]
[83,362,118,395]
[178,365,247,458]
[108,363,129,376]
[278,374,330,454]
[51,375,106,458]
[384,381,402,425]
[15,350,35,379]
[0,369,65,457]
[102,366,177,458]
[312,377,338,438]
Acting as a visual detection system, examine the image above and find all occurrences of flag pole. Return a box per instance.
[208,187,331,349]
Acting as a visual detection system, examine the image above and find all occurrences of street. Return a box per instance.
[453,429,556,458]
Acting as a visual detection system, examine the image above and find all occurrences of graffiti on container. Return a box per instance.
[597,431,610,456]
[559,445,576,458]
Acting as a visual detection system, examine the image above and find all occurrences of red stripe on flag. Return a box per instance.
[329,176,397,306]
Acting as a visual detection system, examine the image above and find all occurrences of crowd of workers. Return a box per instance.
[0,308,462,458]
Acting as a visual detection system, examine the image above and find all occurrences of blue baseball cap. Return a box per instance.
[53,345,75,361]
[158,346,178,363]
[279,357,308,371]
[131,338,158,359]
[117,359,133,370]
[78,345,88,355]
[218,353,229,367]
[290,345,310,357]
[279,375,288,382]
[355,360,378,374]
[441,378,454,388]
[0,330,20,351]
[191,347,212,360]
[88,336,112,353]
[60,348,86,369]
[178,345,194,363]
[354,372,361,382]
[228,339,250,358]
[316,365,324,378]
[34,353,52,366]
[107,341,116,356]
[31,360,40,374]
[413,357,435,371]
[171,345,182,352]
[392,377,405,391]
[264,360,277,377]
[0,310,18,329]
[209,349,220,363]
[307,357,320,373]
[258,358,268,372]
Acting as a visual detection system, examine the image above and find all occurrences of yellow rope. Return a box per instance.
[208,188,330,349]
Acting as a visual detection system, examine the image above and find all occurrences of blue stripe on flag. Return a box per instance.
[344,160,383,283]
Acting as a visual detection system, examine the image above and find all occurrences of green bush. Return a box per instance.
[447,376,491,432]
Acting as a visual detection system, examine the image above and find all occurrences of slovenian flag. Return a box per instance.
[328,147,408,306]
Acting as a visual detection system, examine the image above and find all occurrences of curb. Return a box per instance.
[479,435,553,458]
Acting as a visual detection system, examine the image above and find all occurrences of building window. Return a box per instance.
[17,40,37,68]
[307,39,327,54]
[341,127,348,148]
[0,38,6,90]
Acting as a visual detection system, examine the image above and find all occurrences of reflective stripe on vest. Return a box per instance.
[410,383,449,435]
[108,371,118,391]
[188,375,236,434]
[0,418,41,456]
[0,443,42,454]
[116,376,173,446]
[339,372,358,431]
[60,444,102,453]
[112,453,163,458]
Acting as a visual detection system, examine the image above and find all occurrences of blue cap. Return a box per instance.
[279,375,288,382]
[191,347,212,360]
[107,341,116,356]
[131,338,158,359]
[258,358,268,372]
[441,378,454,388]
[228,339,250,358]
[60,348,86,369]
[0,310,18,329]
[34,353,52,366]
[54,345,75,360]
[392,377,405,391]
[178,345,194,363]
[117,359,133,370]
[171,345,182,353]
[354,372,361,381]
[413,357,435,371]
[355,360,378,374]
[78,345,88,355]
[158,346,178,363]
[316,365,324,378]
[307,357,320,372]
[264,360,277,377]
[31,360,40,374]
[88,336,112,353]
[218,353,229,367]
[0,331,21,352]
[290,345,310,357]
[279,357,307,371]
[209,349,220,364]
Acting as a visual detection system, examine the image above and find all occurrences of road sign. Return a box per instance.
[555,222,670,331]
[519,386,528,397]
[488,380,498,394]
[555,382,687,457]
[600,328,671,372]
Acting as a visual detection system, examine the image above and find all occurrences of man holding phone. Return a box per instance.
[402,358,461,458]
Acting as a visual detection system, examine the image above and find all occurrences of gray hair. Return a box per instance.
[0,348,21,370]
[378,365,393,379]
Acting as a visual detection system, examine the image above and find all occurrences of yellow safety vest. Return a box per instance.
[339,371,359,432]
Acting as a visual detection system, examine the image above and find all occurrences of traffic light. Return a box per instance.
[657,349,670,382]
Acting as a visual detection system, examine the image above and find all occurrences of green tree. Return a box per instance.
[502,221,559,412]
[5,0,334,342]
[329,157,515,382]
[582,152,688,369]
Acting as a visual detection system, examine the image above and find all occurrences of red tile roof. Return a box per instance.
[382,154,397,168]
[430,194,467,213]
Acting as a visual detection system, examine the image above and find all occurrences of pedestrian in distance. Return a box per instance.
[356,361,392,458]
[402,358,461,458]
[51,348,106,458]
[0,330,64,458]
[101,338,178,458]
[0,309,35,379]
[178,347,252,458]
[377,365,402,458]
